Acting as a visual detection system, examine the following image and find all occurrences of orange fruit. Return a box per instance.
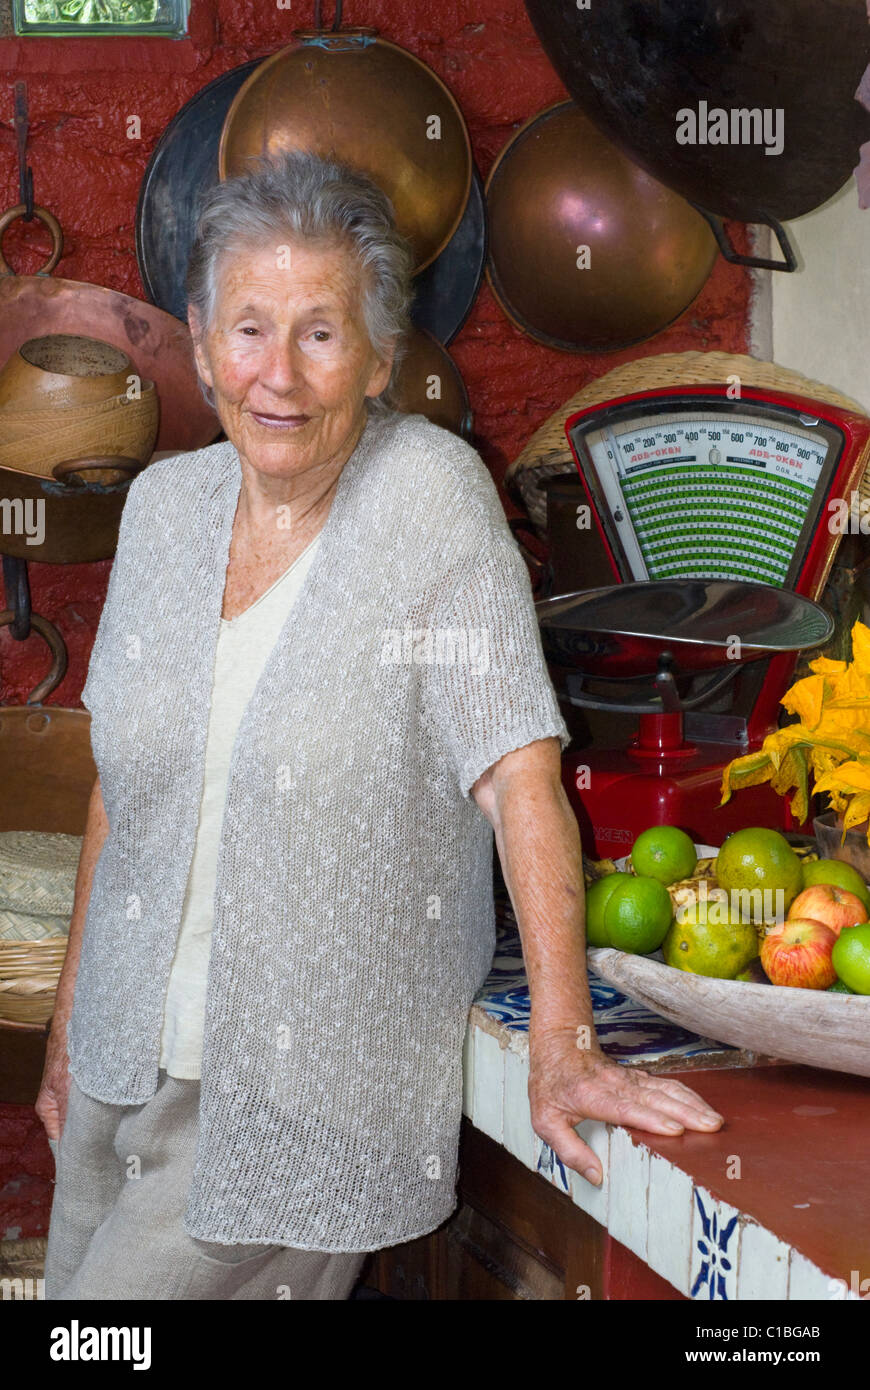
[663,901,759,979]
[715,827,803,923]
[630,825,697,886]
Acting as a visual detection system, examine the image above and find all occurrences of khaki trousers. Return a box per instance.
[44,1069,367,1300]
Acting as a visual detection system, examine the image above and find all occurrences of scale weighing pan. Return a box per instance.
[537,578,835,682]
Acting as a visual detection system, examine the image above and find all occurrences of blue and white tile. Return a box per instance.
[607,1129,650,1262]
[535,1135,573,1195]
[471,1026,504,1144]
[736,1222,790,1300]
[475,910,746,1071]
[646,1153,694,1296]
[689,1187,741,1300]
[502,1044,537,1171]
[567,1119,610,1228]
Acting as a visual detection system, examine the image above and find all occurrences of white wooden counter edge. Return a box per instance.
[462,1006,858,1302]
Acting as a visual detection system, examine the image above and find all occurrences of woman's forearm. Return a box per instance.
[50,775,109,1037]
[481,739,601,1051]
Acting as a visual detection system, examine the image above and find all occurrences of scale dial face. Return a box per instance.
[571,397,845,587]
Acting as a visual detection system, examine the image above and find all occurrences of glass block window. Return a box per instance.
[12,0,189,35]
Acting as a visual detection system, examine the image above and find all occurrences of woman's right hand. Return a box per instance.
[35,775,109,1150]
[35,1020,72,1145]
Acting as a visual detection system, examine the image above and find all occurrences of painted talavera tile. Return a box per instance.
[788,1250,847,1301]
[567,1119,610,1229]
[502,1044,537,1171]
[607,1129,650,1262]
[737,1222,790,1300]
[646,1153,693,1296]
[690,1187,741,1300]
[461,1022,475,1120]
[535,1136,572,1194]
[471,1026,504,1144]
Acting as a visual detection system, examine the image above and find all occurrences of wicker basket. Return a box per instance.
[505,351,869,532]
[0,939,67,1025]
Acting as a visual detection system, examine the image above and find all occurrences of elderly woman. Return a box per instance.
[38,150,723,1301]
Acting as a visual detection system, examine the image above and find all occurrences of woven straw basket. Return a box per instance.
[0,831,78,1026]
[505,351,869,532]
[0,939,67,1025]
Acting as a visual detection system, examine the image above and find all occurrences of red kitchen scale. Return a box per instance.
[535,380,870,857]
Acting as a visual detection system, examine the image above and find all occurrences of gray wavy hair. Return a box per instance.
[185,149,415,417]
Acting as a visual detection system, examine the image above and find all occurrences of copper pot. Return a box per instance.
[218,30,472,274]
[393,327,472,438]
[485,102,718,352]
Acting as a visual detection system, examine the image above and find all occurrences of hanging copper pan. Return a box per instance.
[218,8,472,274]
[524,0,870,268]
[393,327,472,438]
[485,102,718,353]
[0,204,220,454]
[136,57,486,345]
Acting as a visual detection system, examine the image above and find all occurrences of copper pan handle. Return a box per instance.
[0,203,64,276]
[689,203,797,272]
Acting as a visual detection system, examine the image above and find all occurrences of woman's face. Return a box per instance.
[189,237,393,481]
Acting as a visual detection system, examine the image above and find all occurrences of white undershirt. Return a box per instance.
[158,534,322,1079]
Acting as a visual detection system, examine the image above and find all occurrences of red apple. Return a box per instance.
[787,884,868,938]
[761,918,838,989]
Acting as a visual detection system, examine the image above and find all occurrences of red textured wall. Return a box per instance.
[0,0,752,706]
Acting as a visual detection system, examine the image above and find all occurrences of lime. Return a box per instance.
[715,827,803,922]
[801,859,870,916]
[602,876,673,954]
[831,922,870,995]
[630,825,698,886]
[663,900,759,979]
[827,979,857,994]
[585,872,633,947]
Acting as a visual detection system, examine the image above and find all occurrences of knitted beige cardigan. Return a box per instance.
[70,409,570,1251]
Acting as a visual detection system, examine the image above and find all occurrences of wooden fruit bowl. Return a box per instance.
[592,840,870,1077]
[587,945,870,1078]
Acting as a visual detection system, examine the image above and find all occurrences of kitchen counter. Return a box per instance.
[461,890,870,1301]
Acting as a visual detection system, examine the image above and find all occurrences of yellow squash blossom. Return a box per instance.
[721,619,870,844]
